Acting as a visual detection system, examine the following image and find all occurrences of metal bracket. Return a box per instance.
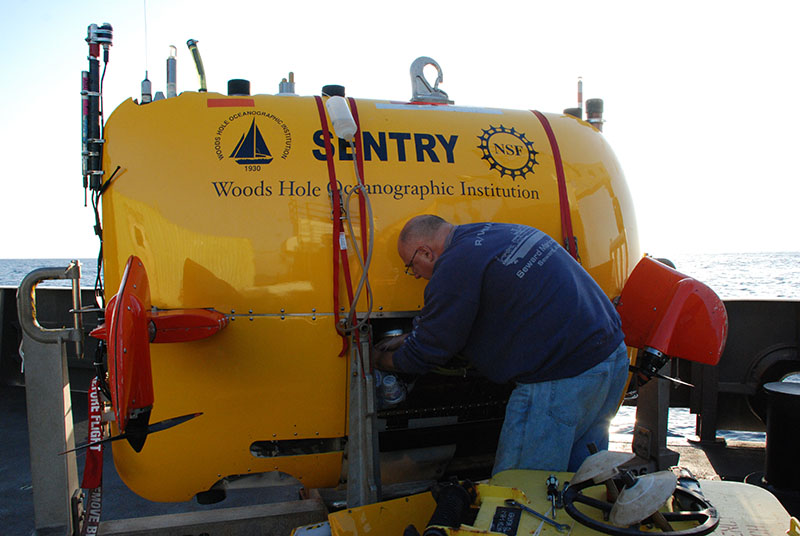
[410,57,453,104]
[345,323,381,507]
[17,262,85,535]
[632,355,680,470]
[71,489,85,536]
[18,262,83,345]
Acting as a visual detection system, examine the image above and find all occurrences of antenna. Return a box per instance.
[139,0,152,103]
[143,0,149,74]
[167,46,177,98]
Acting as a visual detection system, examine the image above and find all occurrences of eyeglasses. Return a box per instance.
[404,249,420,276]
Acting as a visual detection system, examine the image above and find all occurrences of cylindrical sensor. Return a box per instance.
[325,95,357,140]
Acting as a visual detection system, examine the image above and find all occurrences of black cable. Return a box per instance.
[93,340,111,401]
[91,47,110,308]
[91,189,104,308]
[99,51,108,136]
[91,165,120,309]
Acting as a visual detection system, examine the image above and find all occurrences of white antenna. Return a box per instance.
[143,0,149,74]
[140,0,152,103]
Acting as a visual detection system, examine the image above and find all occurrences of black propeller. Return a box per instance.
[62,412,202,454]
[629,364,694,388]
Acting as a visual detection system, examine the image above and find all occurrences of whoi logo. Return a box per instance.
[213,111,292,165]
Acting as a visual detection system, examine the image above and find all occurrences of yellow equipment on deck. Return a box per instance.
[300,468,792,536]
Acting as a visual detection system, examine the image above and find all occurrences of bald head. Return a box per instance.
[397,215,454,280]
[399,215,450,245]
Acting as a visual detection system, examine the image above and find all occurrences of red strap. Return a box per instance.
[81,488,102,536]
[345,99,370,360]
[531,110,579,261]
[340,247,357,326]
[347,97,369,261]
[315,96,355,356]
[81,377,104,489]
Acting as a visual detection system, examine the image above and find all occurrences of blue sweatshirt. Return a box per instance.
[392,223,624,384]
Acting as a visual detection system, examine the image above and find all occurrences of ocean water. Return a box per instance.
[0,258,99,289]
[2,253,797,443]
[1,252,798,298]
[665,252,800,300]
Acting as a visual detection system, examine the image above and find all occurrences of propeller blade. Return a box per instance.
[146,412,203,434]
[61,432,129,454]
[651,371,694,388]
[629,365,694,388]
[61,412,203,455]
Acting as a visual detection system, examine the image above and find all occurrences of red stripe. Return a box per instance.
[531,110,579,261]
[206,98,255,108]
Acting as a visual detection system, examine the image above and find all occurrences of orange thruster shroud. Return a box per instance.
[616,256,728,381]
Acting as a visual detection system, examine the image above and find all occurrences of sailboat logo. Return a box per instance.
[230,119,273,164]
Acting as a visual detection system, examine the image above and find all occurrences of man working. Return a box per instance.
[373,215,629,473]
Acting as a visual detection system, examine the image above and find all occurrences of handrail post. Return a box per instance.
[17,262,84,535]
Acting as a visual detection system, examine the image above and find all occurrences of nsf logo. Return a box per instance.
[477,125,538,180]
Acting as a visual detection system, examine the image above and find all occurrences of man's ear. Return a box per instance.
[420,245,435,262]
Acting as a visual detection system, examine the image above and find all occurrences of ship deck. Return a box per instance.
[0,383,774,536]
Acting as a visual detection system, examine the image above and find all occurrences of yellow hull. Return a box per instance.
[101,92,639,501]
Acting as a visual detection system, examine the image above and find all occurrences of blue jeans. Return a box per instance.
[492,341,630,474]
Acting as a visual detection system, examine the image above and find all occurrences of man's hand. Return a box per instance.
[372,334,409,371]
[375,333,409,351]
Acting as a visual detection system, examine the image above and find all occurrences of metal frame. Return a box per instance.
[631,357,680,472]
[345,323,382,507]
[17,262,84,535]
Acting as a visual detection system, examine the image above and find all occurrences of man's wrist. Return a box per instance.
[374,349,396,371]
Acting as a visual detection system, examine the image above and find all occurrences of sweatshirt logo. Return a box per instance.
[478,125,538,180]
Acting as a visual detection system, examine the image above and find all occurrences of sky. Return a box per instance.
[1,0,798,258]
